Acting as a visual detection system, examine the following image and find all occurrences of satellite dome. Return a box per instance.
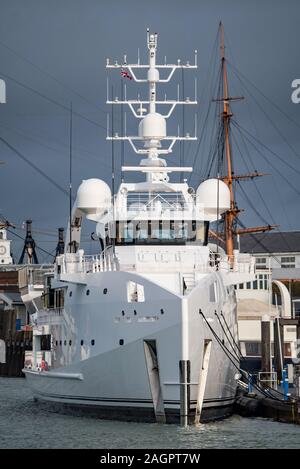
[196,178,230,221]
[138,112,166,139]
[76,178,111,219]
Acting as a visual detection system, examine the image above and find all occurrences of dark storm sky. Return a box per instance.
[0,0,299,261]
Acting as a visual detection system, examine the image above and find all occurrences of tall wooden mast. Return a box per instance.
[220,22,236,256]
[218,22,276,255]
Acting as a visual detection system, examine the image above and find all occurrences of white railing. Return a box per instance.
[56,246,119,276]
[31,308,63,326]
[56,249,255,276]
[258,371,278,390]
[18,264,54,289]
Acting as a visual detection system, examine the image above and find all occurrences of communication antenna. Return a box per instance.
[69,103,73,252]
[106,30,198,184]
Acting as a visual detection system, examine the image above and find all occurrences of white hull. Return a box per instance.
[24,269,238,423]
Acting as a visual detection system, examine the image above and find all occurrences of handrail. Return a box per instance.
[56,249,255,276]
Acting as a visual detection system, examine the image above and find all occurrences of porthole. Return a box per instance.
[80,340,84,346]
[59,340,62,346]
[69,340,72,346]
[103,288,108,295]
[91,339,95,346]
[64,340,67,346]
[86,289,90,296]
[119,339,124,346]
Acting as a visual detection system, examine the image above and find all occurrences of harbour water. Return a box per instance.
[0,378,300,449]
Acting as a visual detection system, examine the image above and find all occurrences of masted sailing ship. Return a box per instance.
[23,30,256,424]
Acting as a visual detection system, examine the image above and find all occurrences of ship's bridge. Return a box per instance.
[108,186,208,246]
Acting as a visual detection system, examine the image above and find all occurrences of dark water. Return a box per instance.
[0,378,300,449]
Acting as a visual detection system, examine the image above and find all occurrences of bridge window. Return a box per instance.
[115,220,208,246]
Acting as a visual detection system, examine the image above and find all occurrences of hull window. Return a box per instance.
[127,281,145,303]
[209,282,218,303]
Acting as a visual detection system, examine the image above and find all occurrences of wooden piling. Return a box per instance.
[261,315,271,386]
[274,318,284,381]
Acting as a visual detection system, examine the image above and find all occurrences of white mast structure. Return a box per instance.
[106,30,198,185]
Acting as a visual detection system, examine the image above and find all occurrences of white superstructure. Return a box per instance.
[23,31,256,424]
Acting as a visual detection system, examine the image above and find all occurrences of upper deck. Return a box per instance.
[55,245,255,279]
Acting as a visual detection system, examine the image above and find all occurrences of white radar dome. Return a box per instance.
[139,112,166,139]
[196,178,230,221]
[76,178,111,219]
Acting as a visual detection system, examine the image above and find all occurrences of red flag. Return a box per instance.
[120,69,132,80]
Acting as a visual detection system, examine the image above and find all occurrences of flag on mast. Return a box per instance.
[120,69,132,80]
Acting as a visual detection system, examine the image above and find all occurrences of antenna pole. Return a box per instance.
[69,102,73,252]
[121,79,124,182]
[111,85,116,255]
[111,85,115,197]
[220,22,235,257]
[181,68,185,182]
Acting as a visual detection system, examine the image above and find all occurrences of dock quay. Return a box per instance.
[0,263,53,377]
[235,390,300,425]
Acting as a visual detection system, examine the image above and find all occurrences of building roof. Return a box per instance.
[239,231,300,254]
[0,292,22,307]
[237,298,278,318]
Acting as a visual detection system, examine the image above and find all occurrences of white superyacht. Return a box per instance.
[23,31,255,424]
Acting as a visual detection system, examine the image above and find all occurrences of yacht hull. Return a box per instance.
[24,270,238,424]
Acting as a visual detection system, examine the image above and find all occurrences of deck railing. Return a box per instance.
[55,248,255,277]
[31,308,64,326]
